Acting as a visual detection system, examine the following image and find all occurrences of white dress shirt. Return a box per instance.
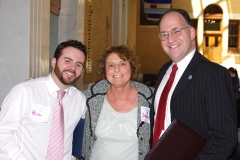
[0,74,87,160]
[154,49,195,137]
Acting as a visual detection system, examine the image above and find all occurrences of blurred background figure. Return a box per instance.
[229,67,240,99]
[229,67,240,128]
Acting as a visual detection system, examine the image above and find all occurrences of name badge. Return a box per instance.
[141,106,150,123]
[30,104,51,122]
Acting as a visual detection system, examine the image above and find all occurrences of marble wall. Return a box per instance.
[59,0,79,42]
[50,13,59,70]
[0,0,85,104]
[0,0,31,103]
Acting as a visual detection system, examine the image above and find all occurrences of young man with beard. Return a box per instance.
[0,40,87,160]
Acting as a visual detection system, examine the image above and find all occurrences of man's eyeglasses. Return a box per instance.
[158,26,191,41]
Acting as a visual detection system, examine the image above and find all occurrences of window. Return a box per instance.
[204,19,221,31]
[203,4,223,64]
[228,20,239,53]
[205,36,219,47]
[203,4,222,34]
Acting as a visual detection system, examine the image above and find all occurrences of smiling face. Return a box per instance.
[159,11,196,63]
[51,46,85,87]
[105,53,132,88]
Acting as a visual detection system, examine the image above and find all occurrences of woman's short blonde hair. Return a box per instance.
[99,45,140,80]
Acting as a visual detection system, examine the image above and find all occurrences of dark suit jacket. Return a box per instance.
[150,50,238,159]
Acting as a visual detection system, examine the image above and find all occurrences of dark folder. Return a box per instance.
[145,119,206,160]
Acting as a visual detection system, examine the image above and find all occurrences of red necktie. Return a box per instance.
[153,64,178,146]
[46,90,66,160]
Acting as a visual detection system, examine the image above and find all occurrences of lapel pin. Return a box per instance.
[188,75,192,80]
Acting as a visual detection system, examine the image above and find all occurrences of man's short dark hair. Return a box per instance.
[54,40,87,60]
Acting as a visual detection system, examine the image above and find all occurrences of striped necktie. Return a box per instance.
[46,90,66,160]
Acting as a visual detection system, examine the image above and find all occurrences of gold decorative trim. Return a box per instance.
[86,0,92,73]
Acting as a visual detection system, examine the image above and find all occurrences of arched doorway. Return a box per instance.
[203,4,223,64]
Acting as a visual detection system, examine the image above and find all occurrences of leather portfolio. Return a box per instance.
[145,119,206,160]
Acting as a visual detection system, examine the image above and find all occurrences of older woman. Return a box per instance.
[81,45,153,160]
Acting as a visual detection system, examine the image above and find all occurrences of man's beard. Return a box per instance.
[54,63,81,85]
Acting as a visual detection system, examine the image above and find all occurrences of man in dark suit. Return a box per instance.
[150,9,238,159]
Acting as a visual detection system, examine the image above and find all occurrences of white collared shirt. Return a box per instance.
[154,49,195,137]
[0,74,87,160]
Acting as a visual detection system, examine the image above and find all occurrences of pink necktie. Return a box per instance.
[153,64,178,146]
[46,90,66,160]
